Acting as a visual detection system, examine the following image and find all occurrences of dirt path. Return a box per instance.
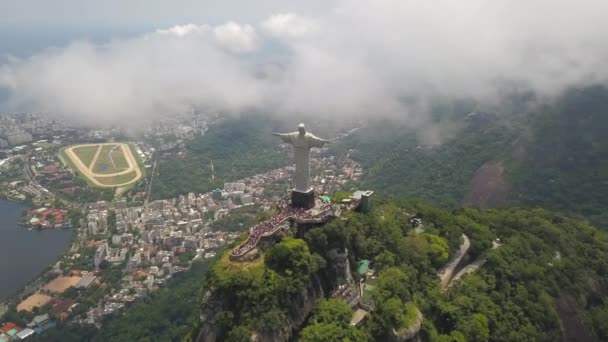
[109,145,117,169]
[89,144,103,169]
[65,143,142,187]
[449,258,486,285]
[438,234,470,289]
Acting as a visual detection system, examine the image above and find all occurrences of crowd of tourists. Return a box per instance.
[231,200,357,257]
[231,206,329,256]
[232,206,301,256]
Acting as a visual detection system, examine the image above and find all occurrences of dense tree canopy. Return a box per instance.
[32,259,216,342]
[197,237,324,340]
[300,200,608,341]
[332,86,608,228]
[300,299,370,342]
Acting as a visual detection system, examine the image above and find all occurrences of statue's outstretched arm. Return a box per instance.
[273,132,294,144]
[307,134,330,147]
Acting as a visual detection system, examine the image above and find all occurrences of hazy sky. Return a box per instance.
[1,1,331,31]
[0,0,332,55]
[1,0,607,129]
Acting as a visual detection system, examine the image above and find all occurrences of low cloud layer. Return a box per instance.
[1,0,608,126]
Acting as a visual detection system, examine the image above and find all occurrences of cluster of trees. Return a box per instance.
[196,237,325,341]
[66,209,83,227]
[509,85,608,227]
[334,86,608,228]
[151,116,287,200]
[330,100,513,209]
[211,205,267,232]
[32,259,217,342]
[298,200,608,341]
[50,172,114,203]
[106,210,117,234]
[196,199,505,340]
[300,299,368,341]
[363,267,422,339]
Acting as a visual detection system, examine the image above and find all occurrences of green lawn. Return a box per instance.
[93,145,124,174]
[110,146,130,170]
[60,147,96,186]
[72,145,99,168]
[61,143,142,189]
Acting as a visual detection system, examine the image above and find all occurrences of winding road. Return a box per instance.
[447,240,501,287]
[438,234,470,289]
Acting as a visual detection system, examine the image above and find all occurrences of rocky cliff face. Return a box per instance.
[195,289,221,342]
[196,275,326,342]
[389,308,423,342]
[253,275,325,341]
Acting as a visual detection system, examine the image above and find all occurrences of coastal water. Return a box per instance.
[0,199,72,301]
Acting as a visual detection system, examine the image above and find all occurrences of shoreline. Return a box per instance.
[0,227,77,317]
[0,198,78,319]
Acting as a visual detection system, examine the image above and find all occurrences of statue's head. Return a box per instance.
[298,123,306,135]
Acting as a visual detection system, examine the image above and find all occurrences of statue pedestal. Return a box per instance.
[291,189,315,209]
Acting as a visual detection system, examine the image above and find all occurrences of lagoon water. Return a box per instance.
[0,199,72,300]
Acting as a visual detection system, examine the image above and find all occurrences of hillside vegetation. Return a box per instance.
[335,86,608,227]
[333,117,514,207]
[192,199,608,341]
[509,86,608,228]
[192,237,326,341]
[151,116,288,200]
[32,259,217,342]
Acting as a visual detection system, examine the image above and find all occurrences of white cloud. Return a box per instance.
[157,22,258,53]
[1,0,608,127]
[261,13,316,39]
[212,22,258,53]
[0,25,266,125]
[156,24,210,37]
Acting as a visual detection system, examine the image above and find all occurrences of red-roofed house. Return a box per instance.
[0,323,15,333]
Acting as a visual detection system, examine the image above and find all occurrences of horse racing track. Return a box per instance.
[63,143,142,187]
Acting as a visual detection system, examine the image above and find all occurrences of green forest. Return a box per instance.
[509,86,608,228]
[332,118,515,207]
[335,86,608,228]
[195,199,608,341]
[190,237,326,341]
[353,201,608,341]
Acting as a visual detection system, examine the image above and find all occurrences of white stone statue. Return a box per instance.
[274,123,330,193]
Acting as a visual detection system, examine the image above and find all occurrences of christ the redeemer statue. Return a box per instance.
[274,123,330,208]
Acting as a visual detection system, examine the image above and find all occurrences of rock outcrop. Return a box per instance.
[390,307,423,342]
[196,275,326,342]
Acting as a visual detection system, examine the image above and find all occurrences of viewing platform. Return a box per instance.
[229,196,366,260]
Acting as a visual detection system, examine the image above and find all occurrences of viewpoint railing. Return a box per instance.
[230,204,343,257]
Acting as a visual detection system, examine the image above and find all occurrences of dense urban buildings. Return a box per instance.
[0,115,364,339]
